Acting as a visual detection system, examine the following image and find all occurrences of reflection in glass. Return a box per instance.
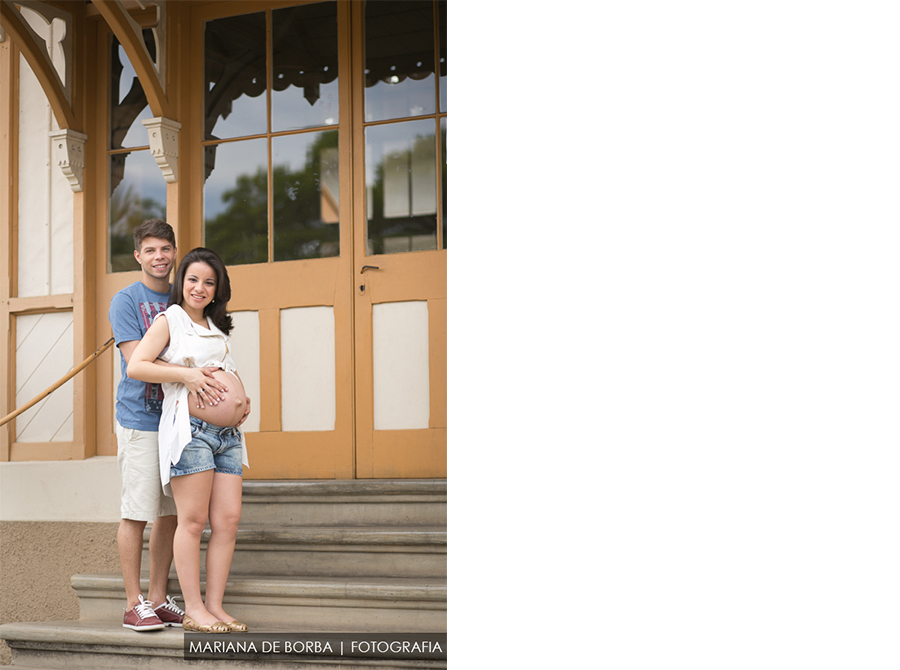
[204,12,267,140]
[441,117,447,249]
[273,131,340,261]
[109,151,167,272]
[204,139,268,266]
[110,35,154,149]
[366,120,437,255]
[365,0,435,122]
[438,0,447,113]
[272,3,339,132]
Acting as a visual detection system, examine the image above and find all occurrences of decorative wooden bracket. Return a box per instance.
[48,128,88,192]
[142,117,180,183]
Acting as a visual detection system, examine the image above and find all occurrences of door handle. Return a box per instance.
[360,265,381,274]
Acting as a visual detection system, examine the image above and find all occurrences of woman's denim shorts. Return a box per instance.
[170,416,244,478]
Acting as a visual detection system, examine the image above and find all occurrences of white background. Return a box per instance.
[450,2,900,667]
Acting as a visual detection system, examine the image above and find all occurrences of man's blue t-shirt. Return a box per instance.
[109,281,171,431]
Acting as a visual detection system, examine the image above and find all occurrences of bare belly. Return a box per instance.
[187,369,246,428]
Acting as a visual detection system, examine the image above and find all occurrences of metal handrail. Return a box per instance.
[0,337,115,428]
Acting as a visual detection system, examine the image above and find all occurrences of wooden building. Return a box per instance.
[0,1,447,664]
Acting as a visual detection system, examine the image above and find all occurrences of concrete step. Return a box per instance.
[0,620,447,669]
[74,573,446,632]
[143,525,447,579]
[237,479,447,527]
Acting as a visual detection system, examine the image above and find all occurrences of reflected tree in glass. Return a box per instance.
[204,139,268,266]
[366,119,437,255]
[273,130,340,261]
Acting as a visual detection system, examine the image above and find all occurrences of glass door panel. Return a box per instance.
[364,0,436,122]
[272,2,340,132]
[272,130,341,261]
[204,11,267,141]
[365,120,438,255]
[203,138,269,266]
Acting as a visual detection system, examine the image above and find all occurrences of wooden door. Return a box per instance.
[350,1,447,478]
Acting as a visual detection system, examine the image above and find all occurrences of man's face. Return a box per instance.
[134,236,176,282]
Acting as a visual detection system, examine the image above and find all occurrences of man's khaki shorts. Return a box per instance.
[116,422,177,521]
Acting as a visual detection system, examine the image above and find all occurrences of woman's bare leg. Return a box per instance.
[169,470,221,626]
[203,472,243,622]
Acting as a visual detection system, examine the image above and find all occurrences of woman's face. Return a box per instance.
[182,261,217,313]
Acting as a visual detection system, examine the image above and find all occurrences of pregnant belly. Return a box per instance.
[187,369,246,428]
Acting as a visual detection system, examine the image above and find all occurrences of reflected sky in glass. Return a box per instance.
[111,42,153,149]
[365,0,435,122]
[204,12,267,140]
[272,3,339,132]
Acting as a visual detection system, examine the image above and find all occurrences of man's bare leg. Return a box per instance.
[147,514,177,605]
[118,518,148,610]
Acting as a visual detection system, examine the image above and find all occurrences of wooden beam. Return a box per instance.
[91,0,171,119]
[0,0,77,130]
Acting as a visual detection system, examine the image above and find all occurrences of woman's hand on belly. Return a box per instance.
[181,366,229,408]
[188,369,247,427]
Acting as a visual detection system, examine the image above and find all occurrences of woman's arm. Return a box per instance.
[127,316,227,402]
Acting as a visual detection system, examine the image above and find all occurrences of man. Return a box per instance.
[109,219,225,631]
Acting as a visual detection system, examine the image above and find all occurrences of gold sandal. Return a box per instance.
[183,615,230,634]
[222,620,249,632]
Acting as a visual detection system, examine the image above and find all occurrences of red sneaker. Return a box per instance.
[152,595,185,627]
[123,595,165,631]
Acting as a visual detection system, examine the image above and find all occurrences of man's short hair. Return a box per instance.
[133,218,176,252]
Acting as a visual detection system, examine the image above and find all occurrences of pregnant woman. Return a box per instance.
[128,247,251,634]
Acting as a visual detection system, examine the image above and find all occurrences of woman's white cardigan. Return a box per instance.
[156,304,249,495]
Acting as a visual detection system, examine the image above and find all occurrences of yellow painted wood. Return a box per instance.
[370,429,447,479]
[429,298,447,430]
[0,34,14,460]
[8,295,74,314]
[243,431,344,480]
[10,441,76,462]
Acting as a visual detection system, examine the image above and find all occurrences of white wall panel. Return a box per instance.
[281,307,336,432]
[15,312,74,442]
[229,311,261,434]
[372,301,430,430]
[17,53,74,298]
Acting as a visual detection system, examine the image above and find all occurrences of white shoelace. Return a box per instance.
[134,595,157,620]
[157,595,185,616]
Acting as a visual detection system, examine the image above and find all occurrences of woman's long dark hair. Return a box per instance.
[168,247,233,335]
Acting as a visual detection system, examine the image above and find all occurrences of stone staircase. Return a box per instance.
[0,479,447,669]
